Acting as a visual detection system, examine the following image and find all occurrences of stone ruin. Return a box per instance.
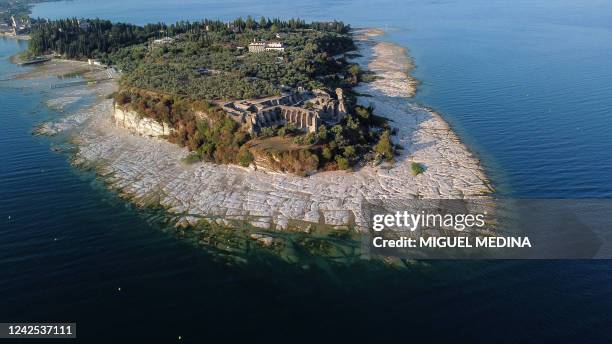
[219,88,347,134]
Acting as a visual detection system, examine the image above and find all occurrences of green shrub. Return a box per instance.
[317,125,328,141]
[411,162,425,175]
[355,105,371,120]
[259,127,275,138]
[237,146,254,167]
[374,130,394,161]
[181,152,201,165]
[322,147,333,160]
[267,149,319,175]
[336,156,350,170]
[343,145,356,159]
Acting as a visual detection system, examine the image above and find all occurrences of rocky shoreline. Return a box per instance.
[0,32,31,40]
[35,28,492,234]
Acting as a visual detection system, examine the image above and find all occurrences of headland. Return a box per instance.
[19,21,491,235]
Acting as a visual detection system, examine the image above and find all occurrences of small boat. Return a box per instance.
[19,57,51,66]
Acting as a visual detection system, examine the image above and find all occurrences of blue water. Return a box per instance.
[32,0,612,197]
[0,0,610,342]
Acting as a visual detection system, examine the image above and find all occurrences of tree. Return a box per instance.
[335,156,350,170]
[346,115,360,130]
[245,16,255,30]
[347,64,360,84]
[116,92,131,105]
[343,145,356,159]
[259,17,268,29]
[237,146,254,167]
[374,130,394,161]
[260,127,275,137]
[355,106,371,121]
[317,125,328,141]
[322,147,333,160]
[331,124,343,137]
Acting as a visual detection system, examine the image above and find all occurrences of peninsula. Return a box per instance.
[21,17,492,238]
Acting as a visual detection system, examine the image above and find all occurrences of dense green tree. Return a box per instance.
[322,147,333,160]
[343,146,356,159]
[335,156,350,170]
[374,130,394,161]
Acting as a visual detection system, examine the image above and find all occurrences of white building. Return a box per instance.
[248,42,266,53]
[265,42,285,52]
[11,16,28,34]
[88,59,104,67]
[248,41,285,53]
[152,37,175,45]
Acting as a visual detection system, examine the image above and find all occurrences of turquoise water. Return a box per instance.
[0,0,611,342]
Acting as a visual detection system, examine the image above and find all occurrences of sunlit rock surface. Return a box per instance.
[112,105,174,137]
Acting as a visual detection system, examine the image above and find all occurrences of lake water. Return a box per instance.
[1,0,611,342]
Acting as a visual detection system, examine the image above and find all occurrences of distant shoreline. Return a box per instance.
[0,32,31,41]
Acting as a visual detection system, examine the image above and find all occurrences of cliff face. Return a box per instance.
[112,104,173,138]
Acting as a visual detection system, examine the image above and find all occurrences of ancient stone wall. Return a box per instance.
[249,106,319,133]
[223,89,347,134]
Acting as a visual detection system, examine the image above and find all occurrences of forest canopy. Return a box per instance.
[27,16,398,174]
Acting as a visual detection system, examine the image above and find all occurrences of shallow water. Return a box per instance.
[1,0,611,341]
